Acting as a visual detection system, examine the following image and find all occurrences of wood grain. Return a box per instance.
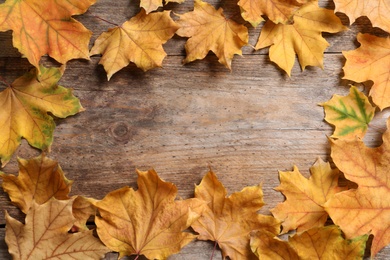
[0,0,389,258]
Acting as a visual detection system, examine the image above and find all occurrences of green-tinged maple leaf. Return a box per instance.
[255,1,346,75]
[251,226,368,260]
[0,0,95,69]
[238,0,306,27]
[325,118,390,256]
[0,66,83,166]
[334,0,390,33]
[90,9,179,80]
[5,198,109,260]
[0,154,72,213]
[272,158,344,234]
[320,85,375,139]
[343,33,390,110]
[191,170,280,259]
[176,0,248,70]
[92,169,206,259]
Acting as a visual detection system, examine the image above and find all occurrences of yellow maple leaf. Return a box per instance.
[90,9,179,80]
[334,0,390,33]
[176,0,249,70]
[0,66,83,166]
[238,0,306,27]
[343,33,390,110]
[5,198,109,260]
[251,226,368,260]
[140,0,185,14]
[255,1,346,76]
[320,85,375,139]
[92,169,205,259]
[72,196,97,231]
[0,0,95,69]
[325,118,390,256]
[191,170,280,259]
[272,158,344,234]
[0,154,72,213]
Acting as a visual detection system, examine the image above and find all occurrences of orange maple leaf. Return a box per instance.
[0,154,72,213]
[334,0,390,33]
[5,198,109,259]
[343,33,390,110]
[176,0,248,70]
[92,169,205,259]
[238,0,306,27]
[0,0,95,69]
[325,119,390,256]
[0,66,83,167]
[91,9,179,80]
[255,1,346,75]
[191,170,280,259]
[272,158,344,234]
[251,226,368,259]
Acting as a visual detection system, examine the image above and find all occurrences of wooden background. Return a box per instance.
[0,0,389,259]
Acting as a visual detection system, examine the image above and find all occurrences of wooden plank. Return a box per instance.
[0,0,389,258]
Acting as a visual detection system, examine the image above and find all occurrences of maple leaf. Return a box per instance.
[251,226,368,260]
[90,9,179,80]
[140,0,185,14]
[176,0,249,70]
[238,0,306,27]
[191,170,280,259]
[5,198,109,259]
[334,0,390,33]
[325,119,390,256]
[255,1,346,76]
[92,169,205,259]
[0,0,95,69]
[0,65,83,166]
[343,33,390,110]
[72,196,96,231]
[0,154,72,213]
[271,158,344,234]
[320,85,375,139]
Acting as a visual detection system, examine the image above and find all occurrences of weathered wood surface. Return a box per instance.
[0,0,389,259]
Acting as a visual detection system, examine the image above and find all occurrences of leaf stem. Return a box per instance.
[134,254,139,260]
[92,15,119,27]
[210,241,218,260]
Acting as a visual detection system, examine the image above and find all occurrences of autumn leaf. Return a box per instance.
[255,1,346,75]
[72,196,97,231]
[140,0,185,14]
[271,158,344,234]
[0,0,95,69]
[0,65,83,166]
[251,226,368,260]
[176,0,249,70]
[320,85,375,139]
[90,9,179,80]
[238,0,306,27]
[92,169,205,259]
[325,119,390,256]
[191,170,280,259]
[334,0,390,33]
[343,33,390,110]
[0,154,72,213]
[5,198,109,260]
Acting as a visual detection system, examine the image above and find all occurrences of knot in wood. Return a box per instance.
[110,121,131,143]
